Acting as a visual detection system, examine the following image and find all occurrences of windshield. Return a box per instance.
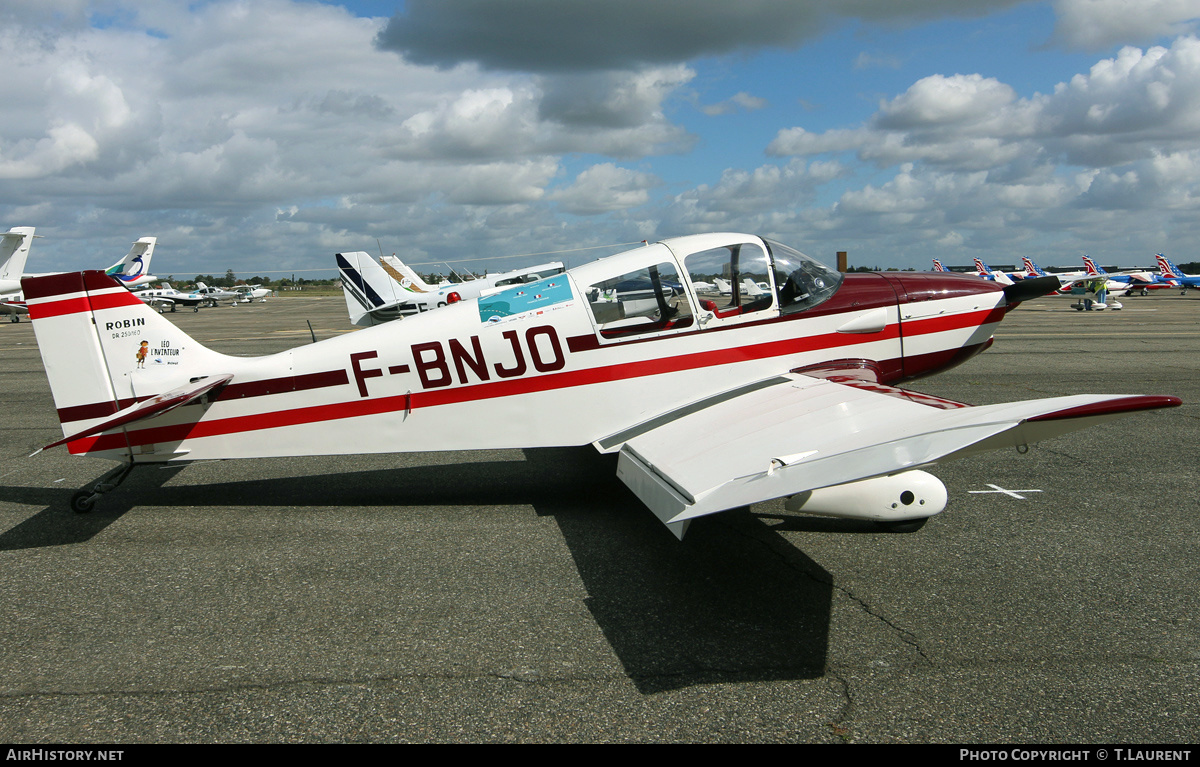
[765,239,843,313]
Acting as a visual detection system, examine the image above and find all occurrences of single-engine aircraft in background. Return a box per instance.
[133,281,239,313]
[233,284,273,303]
[338,251,564,326]
[23,233,1179,539]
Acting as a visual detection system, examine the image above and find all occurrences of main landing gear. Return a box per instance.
[70,462,135,513]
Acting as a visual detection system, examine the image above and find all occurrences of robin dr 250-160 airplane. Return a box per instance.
[23,233,1180,538]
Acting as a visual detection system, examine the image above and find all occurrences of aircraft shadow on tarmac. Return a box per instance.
[0,447,839,694]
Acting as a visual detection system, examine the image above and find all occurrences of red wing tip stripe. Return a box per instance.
[1028,395,1182,422]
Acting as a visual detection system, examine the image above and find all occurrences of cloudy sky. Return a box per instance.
[2,0,1199,278]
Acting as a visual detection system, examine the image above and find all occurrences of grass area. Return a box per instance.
[271,286,343,297]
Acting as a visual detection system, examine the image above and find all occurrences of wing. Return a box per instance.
[137,295,175,310]
[604,372,1179,538]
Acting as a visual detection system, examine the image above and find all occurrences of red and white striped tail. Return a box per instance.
[23,270,225,447]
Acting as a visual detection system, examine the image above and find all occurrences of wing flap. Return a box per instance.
[614,374,1179,533]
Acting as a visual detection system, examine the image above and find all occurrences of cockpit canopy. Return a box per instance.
[763,239,843,313]
[570,233,844,341]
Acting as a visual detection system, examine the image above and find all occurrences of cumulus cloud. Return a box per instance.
[1052,0,1200,49]
[549,163,661,215]
[4,0,1200,276]
[662,158,849,233]
[771,37,1200,174]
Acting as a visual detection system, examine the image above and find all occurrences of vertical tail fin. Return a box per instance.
[931,259,945,272]
[337,251,409,326]
[1081,255,1104,275]
[1156,254,1181,278]
[1021,257,1047,277]
[379,254,438,293]
[973,259,1012,285]
[104,236,156,284]
[741,277,765,296]
[0,226,36,283]
[23,270,227,451]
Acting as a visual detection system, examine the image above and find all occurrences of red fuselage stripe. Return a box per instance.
[66,307,1002,454]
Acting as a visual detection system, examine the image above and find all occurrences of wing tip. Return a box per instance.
[1027,395,1181,422]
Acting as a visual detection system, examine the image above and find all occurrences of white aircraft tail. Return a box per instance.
[380,255,438,293]
[104,236,156,285]
[1082,255,1105,275]
[337,251,410,327]
[0,227,36,282]
[22,270,232,453]
[741,277,766,296]
[931,259,945,272]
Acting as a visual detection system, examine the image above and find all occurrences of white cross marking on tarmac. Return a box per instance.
[968,484,1043,499]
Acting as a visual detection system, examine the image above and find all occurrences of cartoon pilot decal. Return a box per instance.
[136,340,148,368]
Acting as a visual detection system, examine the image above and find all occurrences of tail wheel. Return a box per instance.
[70,490,95,514]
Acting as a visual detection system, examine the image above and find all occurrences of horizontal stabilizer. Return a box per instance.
[37,374,233,453]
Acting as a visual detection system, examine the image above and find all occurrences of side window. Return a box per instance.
[585,262,694,339]
[685,243,774,318]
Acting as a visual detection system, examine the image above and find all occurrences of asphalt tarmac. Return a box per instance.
[0,291,1196,743]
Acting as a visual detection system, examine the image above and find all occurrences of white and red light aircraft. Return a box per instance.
[23,233,1179,538]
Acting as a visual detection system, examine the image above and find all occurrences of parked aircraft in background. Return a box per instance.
[233,284,273,303]
[1079,255,1174,297]
[2,232,156,322]
[972,259,1014,285]
[193,283,240,305]
[338,250,564,326]
[930,259,1016,284]
[22,233,1179,540]
[1156,255,1200,293]
[1020,258,1077,287]
[104,237,158,289]
[0,227,37,293]
[134,282,238,312]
